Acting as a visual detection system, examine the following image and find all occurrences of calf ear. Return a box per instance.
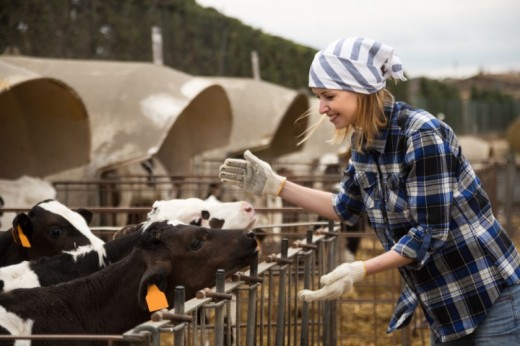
[254,229,267,243]
[138,261,173,309]
[75,208,93,225]
[113,224,141,239]
[11,213,33,243]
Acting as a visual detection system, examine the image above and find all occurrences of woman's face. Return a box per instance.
[312,88,358,129]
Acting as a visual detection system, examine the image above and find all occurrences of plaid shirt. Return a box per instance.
[333,99,520,342]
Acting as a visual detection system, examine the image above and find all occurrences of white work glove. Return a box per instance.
[298,261,366,302]
[219,150,286,196]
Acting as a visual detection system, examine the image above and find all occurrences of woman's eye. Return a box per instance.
[48,227,64,239]
[190,239,203,251]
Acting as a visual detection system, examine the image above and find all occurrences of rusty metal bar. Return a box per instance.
[245,254,259,346]
[274,238,289,346]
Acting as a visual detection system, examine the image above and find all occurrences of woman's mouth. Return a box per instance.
[328,113,338,123]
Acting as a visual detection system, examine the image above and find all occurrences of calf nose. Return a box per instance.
[242,202,255,215]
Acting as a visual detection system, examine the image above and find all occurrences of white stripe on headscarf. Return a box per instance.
[309,37,407,94]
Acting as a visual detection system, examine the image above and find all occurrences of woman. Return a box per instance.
[218,37,520,345]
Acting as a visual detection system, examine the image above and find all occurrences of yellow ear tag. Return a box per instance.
[17,225,32,248]
[146,284,168,312]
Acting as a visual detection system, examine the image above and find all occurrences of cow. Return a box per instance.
[113,197,257,239]
[0,228,142,292]
[0,199,104,267]
[0,222,258,345]
[0,198,257,292]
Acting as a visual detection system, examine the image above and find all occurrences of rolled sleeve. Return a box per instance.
[333,192,363,226]
[392,226,433,267]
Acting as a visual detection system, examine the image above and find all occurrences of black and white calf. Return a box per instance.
[146,197,256,230]
[0,222,258,345]
[0,198,258,292]
[113,197,257,239]
[0,199,104,267]
[0,229,141,292]
[0,197,258,294]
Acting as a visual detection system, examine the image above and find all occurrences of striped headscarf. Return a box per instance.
[309,37,407,94]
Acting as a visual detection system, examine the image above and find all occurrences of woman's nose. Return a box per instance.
[318,100,329,114]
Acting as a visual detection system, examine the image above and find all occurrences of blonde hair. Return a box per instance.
[298,89,391,152]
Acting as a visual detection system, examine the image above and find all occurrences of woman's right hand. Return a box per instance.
[298,261,366,301]
[219,150,286,196]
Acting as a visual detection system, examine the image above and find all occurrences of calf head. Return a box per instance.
[145,198,257,231]
[137,221,258,308]
[11,199,104,260]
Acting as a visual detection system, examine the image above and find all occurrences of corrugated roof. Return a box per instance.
[1,56,233,175]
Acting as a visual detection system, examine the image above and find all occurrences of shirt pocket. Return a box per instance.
[355,172,380,209]
[385,173,408,212]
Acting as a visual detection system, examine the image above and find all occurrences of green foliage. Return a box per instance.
[1,0,517,135]
[385,74,409,103]
[470,86,515,103]
[415,77,462,122]
[0,0,316,90]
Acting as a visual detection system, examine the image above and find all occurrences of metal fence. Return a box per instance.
[120,221,430,346]
[0,212,428,346]
[3,159,520,345]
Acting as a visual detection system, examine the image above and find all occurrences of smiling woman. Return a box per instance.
[219,36,520,345]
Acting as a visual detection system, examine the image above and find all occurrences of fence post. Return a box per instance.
[174,286,186,346]
[214,269,226,346]
[323,220,338,346]
[246,254,259,346]
[299,229,315,346]
[275,238,289,346]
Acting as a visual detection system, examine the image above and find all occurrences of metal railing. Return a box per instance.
[117,222,428,346]
[0,220,429,345]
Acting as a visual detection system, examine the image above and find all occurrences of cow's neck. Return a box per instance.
[63,249,153,333]
[104,230,142,263]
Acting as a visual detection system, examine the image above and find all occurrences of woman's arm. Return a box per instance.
[279,180,340,221]
[365,250,414,276]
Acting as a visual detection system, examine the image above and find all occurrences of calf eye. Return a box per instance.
[48,227,64,239]
[190,239,203,251]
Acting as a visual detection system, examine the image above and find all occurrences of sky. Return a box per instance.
[195,0,520,79]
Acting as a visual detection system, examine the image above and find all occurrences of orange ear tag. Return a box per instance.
[146,284,168,312]
[17,225,32,248]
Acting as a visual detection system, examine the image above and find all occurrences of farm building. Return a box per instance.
[1,55,520,346]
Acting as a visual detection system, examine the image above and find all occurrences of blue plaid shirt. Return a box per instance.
[333,99,520,342]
